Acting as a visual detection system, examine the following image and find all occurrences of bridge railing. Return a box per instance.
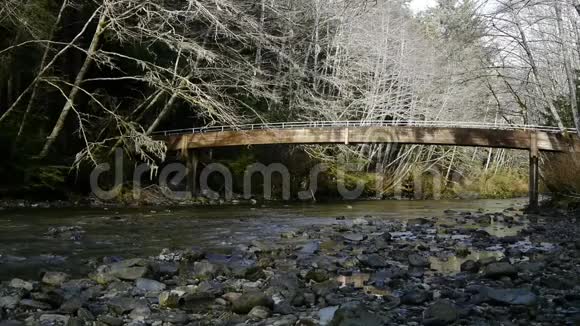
[154,120,577,137]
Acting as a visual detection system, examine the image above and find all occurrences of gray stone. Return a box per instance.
[110,266,147,281]
[248,306,271,320]
[401,289,429,305]
[9,278,33,291]
[65,317,84,326]
[299,241,320,255]
[77,307,95,321]
[422,300,459,326]
[305,269,330,283]
[0,296,20,309]
[39,314,70,324]
[223,292,242,303]
[408,254,430,268]
[42,272,70,286]
[342,233,364,242]
[130,306,151,320]
[97,315,123,326]
[184,280,223,301]
[329,301,383,326]
[159,291,180,308]
[135,278,166,292]
[0,322,23,326]
[155,311,190,324]
[59,297,83,313]
[90,266,118,285]
[360,254,389,268]
[541,275,576,290]
[19,299,52,310]
[107,297,140,314]
[312,280,339,297]
[482,287,537,306]
[460,260,480,273]
[232,292,274,314]
[192,260,217,278]
[108,259,149,280]
[483,262,517,278]
[352,218,369,225]
[319,306,339,325]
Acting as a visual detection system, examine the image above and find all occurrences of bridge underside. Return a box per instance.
[164,126,580,210]
[166,126,580,152]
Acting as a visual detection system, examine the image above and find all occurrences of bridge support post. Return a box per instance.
[529,132,539,210]
[186,150,198,198]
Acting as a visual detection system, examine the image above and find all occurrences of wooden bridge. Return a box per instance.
[156,120,580,208]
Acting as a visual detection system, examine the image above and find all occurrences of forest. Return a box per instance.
[1,0,580,201]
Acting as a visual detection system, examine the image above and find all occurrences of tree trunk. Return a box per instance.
[38,10,107,158]
[554,2,579,133]
[512,10,565,131]
[145,73,192,135]
[17,0,68,141]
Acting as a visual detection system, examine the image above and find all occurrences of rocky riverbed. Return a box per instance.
[1,206,579,325]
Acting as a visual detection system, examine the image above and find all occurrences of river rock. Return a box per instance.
[352,218,369,225]
[312,280,339,297]
[401,289,429,305]
[223,292,242,303]
[484,262,517,278]
[159,291,181,308]
[129,306,151,320]
[77,307,95,321]
[319,306,339,325]
[422,300,459,326]
[97,315,123,326]
[110,266,148,281]
[184,280,223,301]
[31,290,63,308]
[0,296,20,309]
[151,311,190,324]
[360,254,389,268]
[42,271,70,286]
[408,217,432,226]
[460,260,480,273]
[59,297,83,313]
[329,301,383,326]
[19,299,52,310]
[0,321,23,326]
[342,233,364,242]
[192,260,217,279]
[153,262,179,276]
[306,269,330,283]
[232,292,274,314]
[39,314,70,324]
[408,254,430,267]
[541,275,576,290]
[107,297,141,314]
[482,287,537,306]
[248,306,271,320]
[9,278,33,291]
[90,266,118,285]
[299,241,320,256]
[135,278,166,292]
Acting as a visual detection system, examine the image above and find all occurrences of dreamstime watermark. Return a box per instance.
[90,149,472,202]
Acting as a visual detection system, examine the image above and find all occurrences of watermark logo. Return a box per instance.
[90,149,472,202]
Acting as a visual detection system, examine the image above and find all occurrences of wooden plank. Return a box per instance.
[165,126,580,152]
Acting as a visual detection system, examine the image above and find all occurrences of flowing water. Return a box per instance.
[0,198,527,280]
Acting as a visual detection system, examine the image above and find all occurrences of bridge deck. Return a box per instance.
[160,122,580,152]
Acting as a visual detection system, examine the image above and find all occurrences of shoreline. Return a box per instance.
[1,204,579,325]
[0,195,534,211]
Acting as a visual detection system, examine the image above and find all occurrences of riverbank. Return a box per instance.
[0,203,579,325]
